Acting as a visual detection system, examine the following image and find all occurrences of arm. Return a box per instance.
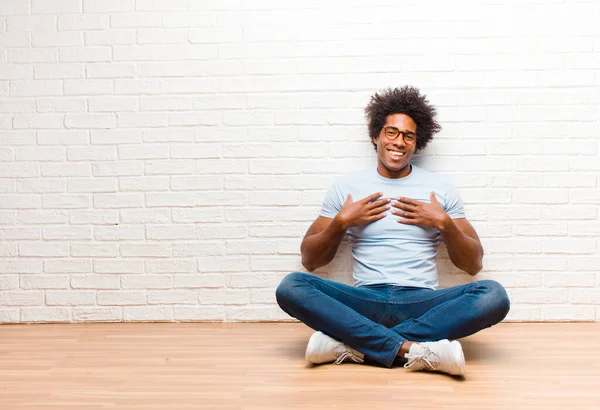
[439,217,483,276]
[392,191,483,276]
[300,216,346,272]
[301,192,390,272]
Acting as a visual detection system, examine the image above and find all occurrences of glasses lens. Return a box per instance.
[404,133,416,144]
[384,128,398,139]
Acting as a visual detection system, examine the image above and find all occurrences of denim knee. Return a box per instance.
[275,271,310,309]
[477,280,510,323]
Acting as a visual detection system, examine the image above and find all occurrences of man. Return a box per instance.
[275,86,510,377]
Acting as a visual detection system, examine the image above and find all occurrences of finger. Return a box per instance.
[392,210,416,219]
[370,213,387,222]
[362,192,383,203]
[430,191,440,205]
[367,198,391,209]
[391,201,417,211]
[398,218,419,225]
[345,194,353,204]
[396,197,422,206]
[368,203,391,215]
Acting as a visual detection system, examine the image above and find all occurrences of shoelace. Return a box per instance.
[404,345,440,371]
[332,344,364,365]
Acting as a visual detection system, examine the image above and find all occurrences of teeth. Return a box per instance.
[390,151,404,156]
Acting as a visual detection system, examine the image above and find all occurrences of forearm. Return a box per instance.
[440,218,483,276]
[300,218,347,272]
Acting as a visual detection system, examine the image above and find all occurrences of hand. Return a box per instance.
[391,192,451,231]
[334,192,390,229]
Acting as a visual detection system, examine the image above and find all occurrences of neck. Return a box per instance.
[377,163,412,179]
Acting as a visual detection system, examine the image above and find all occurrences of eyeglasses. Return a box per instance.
[381,126,417,144]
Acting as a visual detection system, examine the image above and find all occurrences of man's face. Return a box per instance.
[373,113,417,179]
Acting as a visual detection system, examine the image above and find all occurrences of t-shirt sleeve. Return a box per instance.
[443,181,466,219]
[320,179,345,219]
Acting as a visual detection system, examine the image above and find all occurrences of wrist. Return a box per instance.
[438,214,453,232]
[331,215,349,232]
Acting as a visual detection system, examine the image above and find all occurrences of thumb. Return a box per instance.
[430,191,440,205]
[345,194,353,204]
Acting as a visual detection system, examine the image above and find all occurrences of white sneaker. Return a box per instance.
[404,339,466,376]
[305,331,365,365]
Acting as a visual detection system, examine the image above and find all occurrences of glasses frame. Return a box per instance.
[381,126,417,145]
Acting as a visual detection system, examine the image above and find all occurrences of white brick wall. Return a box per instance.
[0,0,599,324]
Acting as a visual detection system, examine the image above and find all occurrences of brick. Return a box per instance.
[198,289,248,305]
[172,208,221,223]
[32,31,82,47]
[65,114,115,129]
[148,290,196,305]
[85,30,135,45]
[119,177,170,191]
[42,226,91,240]
[42,194,89,209]
[7,16,56,31]
[37,97,87,113]
[42,163,90,177]
[91,130,142,145]
[94,226,145,241]
[124,306,172,321]
[67,146,116,161]
[145,259,196,274]
[71,274,120,290]
[84,0,134,13]
[73,307,122,322]
[0,194,41,209]
[174,306,224,321]
[171,176,222,191]
[0,227,40,240]
[69,210,118,225]
[120,244,170,258]
[71,243,119,258]
[32,0,82,14]
[172,243,223,257]
[93,260,144,274]
[146,192,195,207]
[119,209,169,224]
[64,79,113,95]
[59,47,111,63]
[146,226,196,240]
[0,290,44,306]
[46,290,95,306]
[92,161,142,177]
[44,259,91,273]
[21,307,70,323]
[145,160,195,175]
[19,242,70,257]
[86,63,136,79]
[0,275,19,290]
[121,274,172,290]
[38,130,88,145]
[98,291,146,306]
[0,259,42,274]
[198,256,248,273]
[137,64,188,79]
[541,306,595,322]
[110,12,161,28]
[10,80,62,97]
[13,114,64,129]
[173,274,224,288]
[137,28,187,44]
[58,15,109,31]
[94,193,144,208]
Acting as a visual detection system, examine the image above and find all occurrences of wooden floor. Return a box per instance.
[1,323,599,410]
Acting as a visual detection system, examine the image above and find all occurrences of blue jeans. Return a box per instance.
[275,272,510,368]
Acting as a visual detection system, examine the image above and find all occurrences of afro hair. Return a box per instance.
[364,86,441,152]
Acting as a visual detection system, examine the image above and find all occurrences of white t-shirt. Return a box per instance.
[320,165,465,289]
